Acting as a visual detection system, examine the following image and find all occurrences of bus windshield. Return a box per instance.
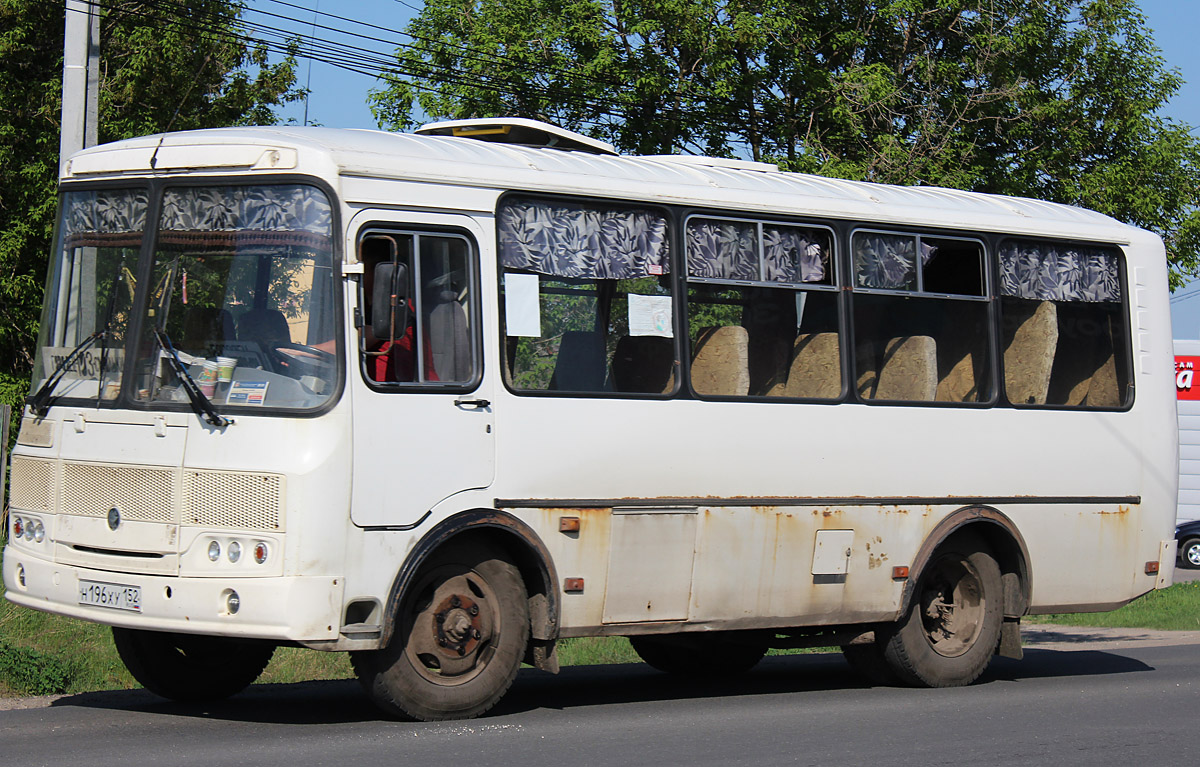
[31,183,341,413]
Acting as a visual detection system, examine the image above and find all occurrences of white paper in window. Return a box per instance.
[504,273,542,337]
[628,294,673,337]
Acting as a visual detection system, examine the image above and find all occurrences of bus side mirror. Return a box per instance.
[371,262,410,340]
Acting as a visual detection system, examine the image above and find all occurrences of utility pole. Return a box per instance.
[60,0,100,175]
[60,0,101,338]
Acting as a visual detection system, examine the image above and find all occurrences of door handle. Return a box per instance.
[454,398,491,409]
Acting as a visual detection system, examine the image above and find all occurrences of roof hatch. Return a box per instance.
[414,117,618,156]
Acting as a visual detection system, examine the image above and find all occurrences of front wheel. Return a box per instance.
[879,535,1003,688]
[112,628,275,702]
[352,542,529,721]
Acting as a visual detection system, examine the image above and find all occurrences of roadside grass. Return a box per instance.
[1027,578,1200,631]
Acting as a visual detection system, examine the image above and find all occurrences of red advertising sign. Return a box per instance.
[1178,356,1200,399]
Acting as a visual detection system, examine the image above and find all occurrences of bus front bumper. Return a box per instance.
[3,546,343,642]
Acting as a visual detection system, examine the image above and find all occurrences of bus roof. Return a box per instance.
[62,125,1139,243]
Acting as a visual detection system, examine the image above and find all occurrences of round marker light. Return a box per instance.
[207,540,221,562]
[33,521,45,544]
[12,516,23,540]
[253,542,268,565]
[226,590,241,614]
[227,540,242,563]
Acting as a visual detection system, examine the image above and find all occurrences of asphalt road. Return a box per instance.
[2,638,1198,767]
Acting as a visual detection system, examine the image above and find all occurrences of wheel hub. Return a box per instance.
[433,594,483,657]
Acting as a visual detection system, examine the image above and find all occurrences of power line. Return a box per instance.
[61,0,737,151]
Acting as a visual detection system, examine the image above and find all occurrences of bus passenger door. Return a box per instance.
[349,222,494,528]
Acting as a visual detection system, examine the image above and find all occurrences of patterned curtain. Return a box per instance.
[687,219,828,284]
[999,241,1120,302]
[686,219,757,280]
[159,185,332,236]
[763,225,827,283]
[499,198,670,279]
[62,188,149,248]
[853,233,936,290]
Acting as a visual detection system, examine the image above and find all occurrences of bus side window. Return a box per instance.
[851,232,991,403]
[358,231,476,387]
[685,217,840,400]
[498,197,675,395]
[999,241,1128,408]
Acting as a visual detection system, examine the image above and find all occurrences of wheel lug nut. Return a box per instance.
[457,646,466,656]
[436,613,445,623]
[438,637,447,647]
[451,595,461,608]
[469,605,479,616]
[472,628,481,640]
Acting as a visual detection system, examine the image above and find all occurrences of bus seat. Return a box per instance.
[237,307,291,349]
[935,305,982,403]
[876,335,938,401]
[610,335,674,394]
[690,326,749,396]
[549,330,609,391]
[1049,304,1121,408]
[768,332,841,398]
[427,289,470,382]
[1083,351,1120,407]
[1002,300,1058,405]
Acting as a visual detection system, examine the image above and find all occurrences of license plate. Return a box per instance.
[78,580,142,612]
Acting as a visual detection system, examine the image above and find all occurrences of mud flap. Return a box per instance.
[997,617,1023,660]
[525,638,560,674]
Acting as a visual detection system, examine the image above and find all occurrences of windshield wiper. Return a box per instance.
[26,331,104,416]
[152,327,231,428]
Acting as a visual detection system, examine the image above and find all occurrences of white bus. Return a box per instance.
[3,119,1178,720]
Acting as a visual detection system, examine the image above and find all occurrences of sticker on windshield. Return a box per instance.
[226,380,268,405]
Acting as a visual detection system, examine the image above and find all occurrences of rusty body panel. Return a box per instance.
[504,496,1161,640]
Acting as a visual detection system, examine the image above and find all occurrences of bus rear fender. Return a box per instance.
[380,509,561,672]
[903,506,1032,658]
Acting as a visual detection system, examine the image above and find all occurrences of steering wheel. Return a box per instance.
[268,342,336,383]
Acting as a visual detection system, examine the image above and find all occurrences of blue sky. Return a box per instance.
[248,0,1200,335]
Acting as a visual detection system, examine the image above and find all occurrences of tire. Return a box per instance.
[351,542,529,721]
[629,633,767,677]
[879,534,1003,688]
[112,628,275,702]
[1181,538,1200,569]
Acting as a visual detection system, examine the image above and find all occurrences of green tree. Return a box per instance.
[0,0,303,414]
[371,0,1200,286]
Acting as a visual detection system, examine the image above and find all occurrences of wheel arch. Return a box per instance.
[902,505,1032,620]
[380,509,560,650]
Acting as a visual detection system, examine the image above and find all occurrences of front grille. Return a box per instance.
[62,463,177,523]
[8,456,55,512]
[31,460,286,533]
[183,469,284,532]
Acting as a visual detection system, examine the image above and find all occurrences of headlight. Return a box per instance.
[227,540,242,563]
[32,521,45,543]
[207,540,221,561]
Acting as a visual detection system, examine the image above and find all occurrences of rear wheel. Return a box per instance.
[352,542,529,721]
[112,628,274,702]
[880,534,1003,687]
[629,633,767,677]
